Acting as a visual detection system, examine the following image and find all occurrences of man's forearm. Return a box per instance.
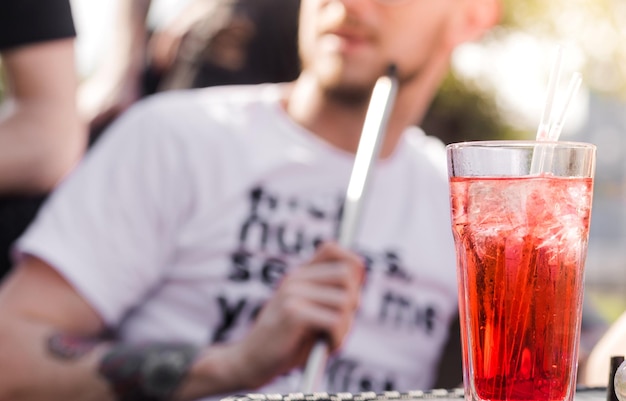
[98,338,253,401]
[0,258,249,401]
[98,341,199,401]
[0,321,248,401]
[0,318,114,400]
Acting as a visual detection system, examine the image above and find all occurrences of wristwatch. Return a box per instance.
[99,342,199,401]
[140,345,198,400]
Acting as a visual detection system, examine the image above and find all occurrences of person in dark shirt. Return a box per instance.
[0,0,86,279]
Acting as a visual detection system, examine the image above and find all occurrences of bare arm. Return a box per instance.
[0,38,86,194]
[0,257,112,400]
[580,311,626,386]
[0,242,364,400]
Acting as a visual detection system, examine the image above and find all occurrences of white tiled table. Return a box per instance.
[222,387,608,401]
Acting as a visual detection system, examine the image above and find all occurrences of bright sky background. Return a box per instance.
[70,0,588,137]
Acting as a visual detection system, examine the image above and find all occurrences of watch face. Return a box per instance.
[100,342,198,401]
[141,346,197,398]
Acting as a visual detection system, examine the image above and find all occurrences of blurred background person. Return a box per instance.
[580,310,626,386]
[78,0,301,139]
[0,0,86,280]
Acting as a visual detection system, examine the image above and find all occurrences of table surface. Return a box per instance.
[222,387,608,401]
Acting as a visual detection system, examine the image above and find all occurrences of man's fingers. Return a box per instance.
[281,282,360,312]
[294,261,364,293]
[280,298,353,350]
[311,242,365,268]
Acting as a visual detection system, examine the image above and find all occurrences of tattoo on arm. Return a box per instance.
[98,342,199,401]
[47,333,99,361]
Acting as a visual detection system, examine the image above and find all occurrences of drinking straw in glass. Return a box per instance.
[547,72,582,141]
[535,45,564,141]
[530,44,582,175]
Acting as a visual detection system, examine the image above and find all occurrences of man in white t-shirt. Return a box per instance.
[0,0,501,400]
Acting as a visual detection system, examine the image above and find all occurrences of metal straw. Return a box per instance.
[299,65,399,393]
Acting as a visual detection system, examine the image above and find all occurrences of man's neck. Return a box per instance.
[283,71,438,159]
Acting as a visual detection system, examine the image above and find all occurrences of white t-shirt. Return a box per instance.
[17,84,458,397]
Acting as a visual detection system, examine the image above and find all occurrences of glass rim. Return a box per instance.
[446,140,596,151]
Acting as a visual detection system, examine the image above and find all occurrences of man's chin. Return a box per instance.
[324,84,374,107]
[318,71,379,106]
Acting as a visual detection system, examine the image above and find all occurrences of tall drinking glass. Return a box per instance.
[447,141,595,401]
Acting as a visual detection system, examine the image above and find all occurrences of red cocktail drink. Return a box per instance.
[447,142,595,401]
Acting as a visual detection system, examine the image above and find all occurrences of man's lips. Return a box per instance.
[326,27,371,42]
[321,29,373,51]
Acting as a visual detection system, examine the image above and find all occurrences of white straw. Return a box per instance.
[535,45,564,141]
[547,72,582,141]
[299,66,398,393]
[530,46,582,175]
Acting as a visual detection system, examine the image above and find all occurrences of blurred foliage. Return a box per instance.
[422,72,525,144]
[420,0,542,144]
[424,0,626,143]
[501,0,626,97]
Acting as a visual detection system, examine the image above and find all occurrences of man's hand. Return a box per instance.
[184,242,365,396]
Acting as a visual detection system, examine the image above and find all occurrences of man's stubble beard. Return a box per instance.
[319,65,421,109]
[324,83,374,108]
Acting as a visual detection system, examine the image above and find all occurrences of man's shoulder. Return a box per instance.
[103,84,289,165]
[126,84,284,134]
[139,84,283,115]
[402,127,446,153]
[400,127,448,175]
